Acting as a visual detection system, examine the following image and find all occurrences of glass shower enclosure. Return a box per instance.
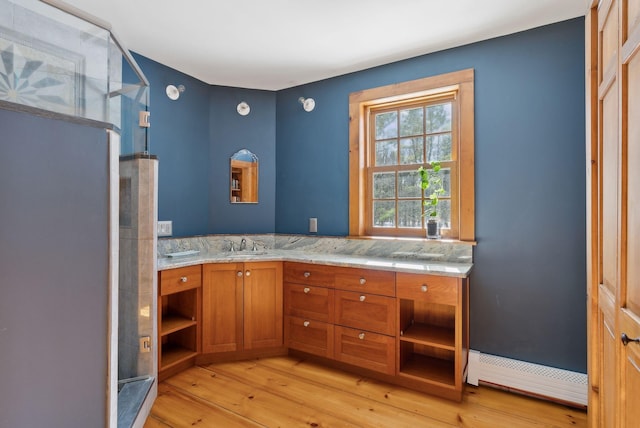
[1,1,157,426]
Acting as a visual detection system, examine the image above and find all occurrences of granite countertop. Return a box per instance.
[157,249,473,278]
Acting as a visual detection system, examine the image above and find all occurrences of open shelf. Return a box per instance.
[400,323,455,350]
[161,315,197,336]
[399,353,455,387]
[161,344,198,369]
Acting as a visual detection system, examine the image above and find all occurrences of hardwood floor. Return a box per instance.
[144,356,586,427]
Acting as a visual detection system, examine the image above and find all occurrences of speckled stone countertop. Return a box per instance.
[158,235,473,278]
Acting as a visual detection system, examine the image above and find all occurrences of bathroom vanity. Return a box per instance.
[157,238,471,401]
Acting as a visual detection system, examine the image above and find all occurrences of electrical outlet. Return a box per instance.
[157,221,172,237]
[309,217,318,233]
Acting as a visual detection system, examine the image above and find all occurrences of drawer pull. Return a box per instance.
[359,295,366,302]
[304,271,311,278]
[303,321,310,327]
[237,271,243,277]
[245,270,251,277]
[303,287,311,294]
[358,333,365,340]
[421,285,428,292]
[180,276,188,283]
[359,277,366,285]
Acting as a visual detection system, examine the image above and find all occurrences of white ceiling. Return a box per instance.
[59,0,585,91]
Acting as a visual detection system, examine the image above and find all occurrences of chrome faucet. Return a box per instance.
[240,238,247,251]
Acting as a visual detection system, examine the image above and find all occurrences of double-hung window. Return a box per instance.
[349,69,474,241]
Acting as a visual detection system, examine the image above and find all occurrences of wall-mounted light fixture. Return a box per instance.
[298,97,316,112]
[236,101,251,116]
[166,84,185,100]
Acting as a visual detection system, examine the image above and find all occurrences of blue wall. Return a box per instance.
[276,18,586,372]
[133,55,276,236]
[137,18,586,372]
[209,86,276,233]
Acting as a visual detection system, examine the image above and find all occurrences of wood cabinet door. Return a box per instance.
[202,263,244,353]
[589,1,640,425]
[620,0,640,424]
[243,261,283,350]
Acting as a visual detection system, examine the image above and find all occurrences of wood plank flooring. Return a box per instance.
[144,356,587,427]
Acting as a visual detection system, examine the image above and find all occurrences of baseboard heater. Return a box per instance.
[466,350,588,407]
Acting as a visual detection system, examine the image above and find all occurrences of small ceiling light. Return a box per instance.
[298,97,316,112]
[166,84,185,100]
[236,101,251,116]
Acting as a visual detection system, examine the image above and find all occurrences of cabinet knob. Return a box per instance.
[237,271,243,277]
[180,276,188,283]
[358,333,365,340]
[622,333,640,346]
[359,295,366,302]
[303,321,310,327]
[303,287,310,294]
[304,271,311,278]
[359,277,366,285]
[245,270,251,277]
[421,285,428,292]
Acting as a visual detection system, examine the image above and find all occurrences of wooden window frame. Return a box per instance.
[348,69,475,241]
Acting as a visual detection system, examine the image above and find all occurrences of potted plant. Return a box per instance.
[418,161,444,239]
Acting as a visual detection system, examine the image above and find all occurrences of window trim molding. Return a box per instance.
[348,69,475,241]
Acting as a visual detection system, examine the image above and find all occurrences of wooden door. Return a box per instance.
[243,261,283,350]
[620,0,640,425]
[202,263,244,353]
[588,1,640,426]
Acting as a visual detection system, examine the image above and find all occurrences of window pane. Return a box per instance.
[426,133,452,162]
[399,107,423,137]
[422,167,451,198]
[426,103,451,133]
[424,199,451,228]
[375,140,398,166]
[398,170,420,198]
[373,201,395,227]
[399,137,423,165]
[373,172,395,198]
[398,200,422,228]
[375,111,397,139]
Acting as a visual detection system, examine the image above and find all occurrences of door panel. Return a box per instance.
[202,263,244,353]
[625,46,640,316]
[244,262,283,349]
[621,2,640,424]
[601,79,618,297]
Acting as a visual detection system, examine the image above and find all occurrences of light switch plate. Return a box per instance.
[157,221,172,237]
[309,217,318,233]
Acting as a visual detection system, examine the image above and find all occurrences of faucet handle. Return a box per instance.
[252,241,259,251]
[229,241,236,252]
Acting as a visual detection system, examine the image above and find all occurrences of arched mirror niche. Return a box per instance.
[230,149,258,203]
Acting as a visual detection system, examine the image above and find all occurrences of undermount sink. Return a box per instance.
[223,251,269,257]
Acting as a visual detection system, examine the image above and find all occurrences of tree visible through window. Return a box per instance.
[370,100,455,233]
[349,69,474,241]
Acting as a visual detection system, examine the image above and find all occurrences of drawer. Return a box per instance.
[284,262,335,288]
[285,316,334,359]
[160,265,202,296]
[396,273,458,305]
[284,283,334,323]
[334,325,395,375]
[334,290,396,336]
[334,266,395,297]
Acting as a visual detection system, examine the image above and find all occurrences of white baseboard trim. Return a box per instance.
[467,350,587,406]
